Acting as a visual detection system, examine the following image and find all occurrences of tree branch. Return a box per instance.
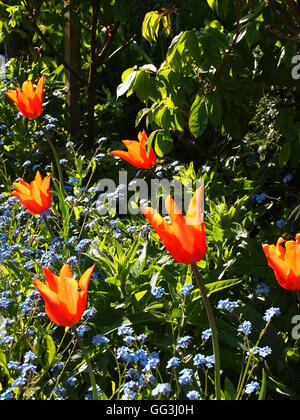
[286,0,300,27]
[97,21,120,64]
[102,34,137,64]
[214,0,242,82]
[24,1,81,82]
[267,0,299,34]
[266,26,300,43]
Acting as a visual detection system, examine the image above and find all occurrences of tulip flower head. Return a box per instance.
[109,130,156,169]
[33,264,95,327]
[141,182,207,264]
[12,171,51,215]
[263,234,300,291]
[6,75,44,118]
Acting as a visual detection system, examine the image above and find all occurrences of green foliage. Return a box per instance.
[0,0,299,402]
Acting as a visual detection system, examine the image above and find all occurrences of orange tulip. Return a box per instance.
[6,75,44,118]
[109,130,156,169]
[12,171,51,215]
[33,264,95,327]
[263,234,300,291]
[141,183,207,264]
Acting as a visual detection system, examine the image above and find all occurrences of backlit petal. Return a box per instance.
[79,264,95,292]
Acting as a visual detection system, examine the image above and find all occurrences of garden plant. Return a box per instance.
[0,0,299,402]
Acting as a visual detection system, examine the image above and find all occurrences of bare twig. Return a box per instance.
[267,0,300,34]
[214,0,242,82]
[23,0,81,81]
[102,34,137,64]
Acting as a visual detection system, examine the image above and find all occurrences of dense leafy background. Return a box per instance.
[0,0,299,400]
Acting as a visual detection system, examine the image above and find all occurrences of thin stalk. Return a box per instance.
[74,329,99,401]
[235,320,271,400]
[42,214,54,239]
[192,263,221,400]
[46,136,64,196]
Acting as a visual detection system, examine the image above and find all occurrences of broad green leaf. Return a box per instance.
[224,377,236,400]
[154,130,173,157]
[135,108,150,127]
[0,351,9,376]
[135,290,148,302]
[279,142,291,167]
[189,96,208,138]
[205,278,242,295]
[44,335,56,367]
[142,11,161,45]
[206,93,222,126]
[116,71,137,99]
[259,368,267,400]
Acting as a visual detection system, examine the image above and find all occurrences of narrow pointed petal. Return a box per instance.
[60,264,73,279]
[185,183,204,226]
[33,279,59,307]
[43,268,59,293]
[36,75,44,102]
[79,264,95,292]
[6,89,18,105]
[57,277,79,316]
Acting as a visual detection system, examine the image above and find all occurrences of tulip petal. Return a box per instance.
[44,302,75,327]
[12,181,30,196]
[41,174,51,194]
[110,130,156,169]
[285,240,299,277]
[141,203,166,230]
[43,267,59,293]
[185,183,204,226]
[36,75,44,102]
[6,89,18,106]
[35,171,43,187]
[76,291,88,325]
[6,76,44,118]
[22,80,35,100]
[33,279,59,307]
[79,264,95,292]
[165,196,184,224]
[60,264,73,279]
[267,254,290,289]
[57,276,79,316]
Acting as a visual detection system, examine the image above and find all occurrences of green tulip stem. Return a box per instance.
[74,329,99,401]
[192,263,221,400]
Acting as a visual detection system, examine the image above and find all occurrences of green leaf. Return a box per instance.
[0,351,9,376]
[206,93,222,126]
[207,0,216,10]
[154,106,172,130]
[106,275,122,288]
[147,129,160,156]
[173,110,186,131]
[135,290,148,302]
[116,71,137,99]
[142,11,161,45]
[134,71,158,102]
[189,96,208,138]
[44,335,56,367]
[224,377,236,400]
[279,142,291,167]
[205,278,242,295]
[154,130,174,157]
[135,108,150,127]
[259,368,267,400]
